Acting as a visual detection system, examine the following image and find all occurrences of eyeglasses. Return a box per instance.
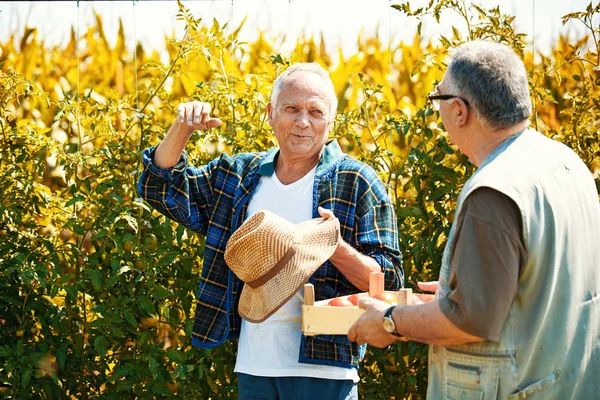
[428,88,469,111]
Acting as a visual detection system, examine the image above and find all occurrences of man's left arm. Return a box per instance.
[319,166,402,292]
[347,294,484,348]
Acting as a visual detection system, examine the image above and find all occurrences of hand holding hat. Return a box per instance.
[224,210,340,323]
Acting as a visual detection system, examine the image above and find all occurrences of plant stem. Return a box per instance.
[123,45,189,145]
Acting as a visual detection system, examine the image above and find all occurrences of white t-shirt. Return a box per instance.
[234,166,359,382]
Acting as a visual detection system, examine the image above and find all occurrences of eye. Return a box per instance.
[285,106,298,113]
[310,109,324,117]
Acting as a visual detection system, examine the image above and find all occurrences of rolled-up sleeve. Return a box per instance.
[358,199,403,291]
[351,166,403,291]
[137,146,216,234]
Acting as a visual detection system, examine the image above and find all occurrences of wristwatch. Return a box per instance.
[382,305,403,337]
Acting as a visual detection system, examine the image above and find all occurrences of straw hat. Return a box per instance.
[224,210,340,323]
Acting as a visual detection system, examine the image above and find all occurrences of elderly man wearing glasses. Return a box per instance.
[349,40,600,399]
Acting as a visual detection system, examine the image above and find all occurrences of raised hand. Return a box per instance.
[154,101,222,169]
[174,101,222,135]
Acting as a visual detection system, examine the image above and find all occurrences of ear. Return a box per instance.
[454,98,470,127]
[325,115,335,133]
[267,103,274,125]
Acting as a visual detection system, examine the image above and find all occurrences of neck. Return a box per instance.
[468,121,529,167]
[275,151,322,184]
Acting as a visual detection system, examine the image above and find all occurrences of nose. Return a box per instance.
[295,110,310,129]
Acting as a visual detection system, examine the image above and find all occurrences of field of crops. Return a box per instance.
[1,1,598,398]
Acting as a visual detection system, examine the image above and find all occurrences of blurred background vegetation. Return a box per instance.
[0,0,598,398]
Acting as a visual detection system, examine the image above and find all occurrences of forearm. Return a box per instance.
[329,239,382,291]
[392,300,484,345]
[154,121,193,169]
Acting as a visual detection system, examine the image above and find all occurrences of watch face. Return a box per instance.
[383,317,396,334]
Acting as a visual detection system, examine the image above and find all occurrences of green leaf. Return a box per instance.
[115,214,138,233]
[123,309,137,327]
[88,269,103,292]
[139,296,156,316]
[433,151,445,163]
[111,326,125,338]
[109,366,132,382]
[110,259,121,269]
[57,345,67,370]
[166,349,184,364]
[149,357,159,376]
[152,384,173,396]
[94,336,107,357]
[151,284,173,300]
[21,368,33,387]
[64,196,84,208]
[16,340,24,356]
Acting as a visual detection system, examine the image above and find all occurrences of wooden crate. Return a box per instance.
[301,272,411,336]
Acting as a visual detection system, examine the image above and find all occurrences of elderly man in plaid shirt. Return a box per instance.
[138,62,403,400]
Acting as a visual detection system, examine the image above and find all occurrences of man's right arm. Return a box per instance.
[137,102,222,233]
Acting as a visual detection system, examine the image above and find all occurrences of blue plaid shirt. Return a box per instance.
[138,140,403,369]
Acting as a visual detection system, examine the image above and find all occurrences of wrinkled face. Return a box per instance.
[268,72,334,161]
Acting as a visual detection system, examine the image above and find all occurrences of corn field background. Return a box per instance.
[0,0,599,398]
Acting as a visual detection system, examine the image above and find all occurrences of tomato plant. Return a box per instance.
[0,1,598,399]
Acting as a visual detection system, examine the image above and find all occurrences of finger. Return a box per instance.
[185,103,194,126]
[193,102,203,125]
[200,103,211,125]
[358,298,374,310]
[413,293,435,304]
[177,104,186,124]
[359,296,389,310]
[347,326,356,342]
[206,118,222,129]
[355,333,367,345]
[417,281,438,293]
[318,206,335,220]
[413,293,435,303]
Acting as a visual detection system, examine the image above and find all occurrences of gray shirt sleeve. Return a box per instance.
[439,187,526,341]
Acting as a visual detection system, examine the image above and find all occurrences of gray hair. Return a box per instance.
[446,41,532,130]
[270,62,338,120]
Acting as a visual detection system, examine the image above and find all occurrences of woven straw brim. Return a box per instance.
[237,217,339,323]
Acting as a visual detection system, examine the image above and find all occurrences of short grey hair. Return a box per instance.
[446,41,532,130]
[270,62,338,120]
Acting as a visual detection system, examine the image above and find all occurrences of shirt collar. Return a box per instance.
[256,139,344,177]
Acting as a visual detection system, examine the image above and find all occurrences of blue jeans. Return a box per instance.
[237,373,358,400]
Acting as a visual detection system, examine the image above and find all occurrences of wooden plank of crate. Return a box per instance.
[398,288,412,305]
[304,283,315,306]
[301,305,365,336]
[369,272,384,298]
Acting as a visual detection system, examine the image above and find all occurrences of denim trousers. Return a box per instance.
[237,373,358,400]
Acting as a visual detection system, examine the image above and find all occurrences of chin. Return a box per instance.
[289,146,313,154]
